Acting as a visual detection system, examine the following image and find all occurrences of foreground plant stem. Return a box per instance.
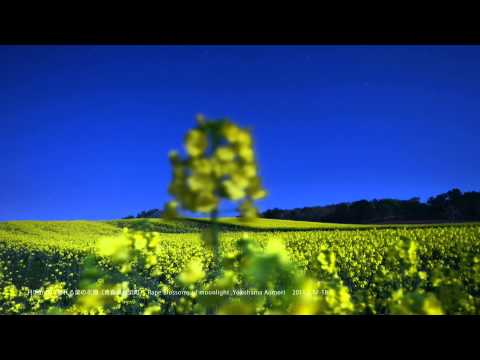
[210,208,222,279]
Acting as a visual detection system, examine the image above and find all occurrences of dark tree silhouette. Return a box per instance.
[262,189,480,224]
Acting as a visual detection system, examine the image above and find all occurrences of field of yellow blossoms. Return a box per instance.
[1,218,479,315]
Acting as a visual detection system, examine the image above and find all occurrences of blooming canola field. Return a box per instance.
[0,218,479,315]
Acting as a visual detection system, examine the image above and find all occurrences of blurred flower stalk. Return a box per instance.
[164,114,267,276]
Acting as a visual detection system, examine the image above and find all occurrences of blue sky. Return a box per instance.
[1,45,479,220]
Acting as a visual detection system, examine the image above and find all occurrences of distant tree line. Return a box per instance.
[261,189,480,224]
[122,208,163,219]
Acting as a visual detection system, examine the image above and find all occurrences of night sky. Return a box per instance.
[1,45,479,221]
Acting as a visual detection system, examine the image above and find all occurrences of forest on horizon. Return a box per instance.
[127,188,480,224]
[262,188,480,224]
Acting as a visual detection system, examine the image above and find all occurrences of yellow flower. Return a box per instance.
[290,279,319,315]
[191,158,213,175]
[422,295,443,315]
[237,130,252,145]
[97,235,131,262]
[418,271,427,280]
[247,177,267,200]
[134,234,147,250]
[149,235,161,248]
[146,254,158,267]
[242,164,257,178]
[43,282,65,302]
[187,174,214,192]
[194,191,218,213]
[2,284,18,300]
[264,238,290,264]
[215,146,236,162]
[238,145,254,162]
[120,263,132,274]
[231,173,249,189]
[185,129,208,157]
[222,179,246,200]
[178,259,205,285]
[144,305,162,315]
[222,123,241,143]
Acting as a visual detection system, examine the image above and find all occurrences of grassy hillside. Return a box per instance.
[0,221,121,253]
[191,217,480,231]
[0,218,336,254]
[2,218,479,254]
[192,217,367,230]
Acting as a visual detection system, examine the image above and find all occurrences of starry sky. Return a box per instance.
[1,45,479,220]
